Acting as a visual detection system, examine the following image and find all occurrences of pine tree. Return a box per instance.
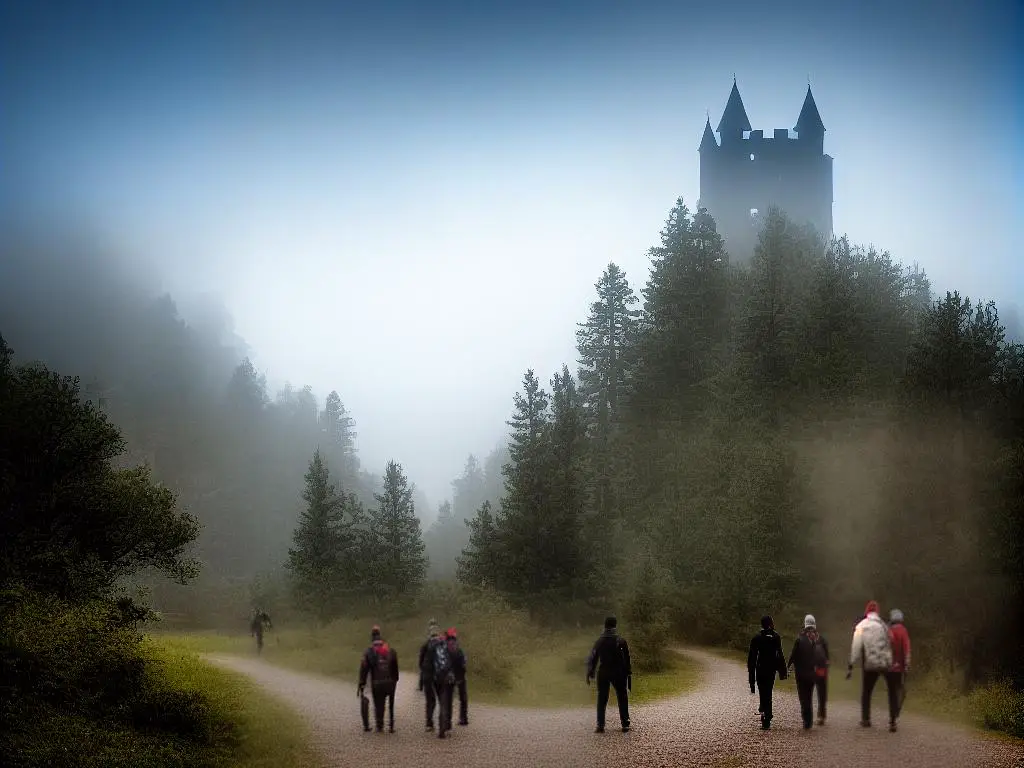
[456,500,500,588]
[546,365,594,600]
[576,263,640,516]
[286,449,355,624]
[451,454,487,522]
[631,201,730,421]
[368,460,428,601]
[320,390,358,480]
[496,369,551,597]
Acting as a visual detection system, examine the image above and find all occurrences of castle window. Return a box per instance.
[750,153,756,161]
[750,208,759,218]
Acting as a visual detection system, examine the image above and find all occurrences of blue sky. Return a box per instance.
[2,0,1021,507]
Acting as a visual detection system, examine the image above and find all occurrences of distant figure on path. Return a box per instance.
[846,600,894,729]
[418,619,443,731]
[249,608,272,655]
[888,608,912,731]
[748,615,787,730]
[787,614,830,728]
[426,627,461,739]
[358,625,399,733]
[586,616,632,733]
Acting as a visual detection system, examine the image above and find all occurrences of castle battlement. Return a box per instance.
[698,79,834,261]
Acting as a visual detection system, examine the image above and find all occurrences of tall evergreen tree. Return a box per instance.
[320,390,358,480]
[456,500,500,588]
[368,460,428,601]
[631,201,730,421]
[577,263,640,516]
[496,370,551,598]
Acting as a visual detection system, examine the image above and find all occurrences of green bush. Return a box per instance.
[970,680,1024,738]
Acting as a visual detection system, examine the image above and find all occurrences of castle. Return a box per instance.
[698,79,833,261]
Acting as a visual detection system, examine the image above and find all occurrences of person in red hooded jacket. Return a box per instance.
[888,608,912,731]
[358,625,399,733]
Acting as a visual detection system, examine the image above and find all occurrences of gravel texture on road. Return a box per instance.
[206,649,1024,768]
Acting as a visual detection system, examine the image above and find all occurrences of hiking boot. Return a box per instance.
[388,726,395,733]
[375,726,383,733]
[816,716,825,726]
[621,725,630,733]
[363,726,371,733]
[889,721,897,733]
[594,726,605,734]
[458,719,468,726]
[803,721,812,730]
[860,720,871,728]
[426,723,434,732]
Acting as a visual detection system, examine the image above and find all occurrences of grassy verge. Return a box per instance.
[158,618,701,709]
[148,637,322,767]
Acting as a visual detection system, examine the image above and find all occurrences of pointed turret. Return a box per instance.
[794,85,825,136]
[699,116,718,153]
[716,79,752,143]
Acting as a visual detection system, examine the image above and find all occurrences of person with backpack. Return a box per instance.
[426,627,460,739]
[417,619,442,732]
[888,608,912,731]
[748,615,787,730]
[585,616,632,734]
[357,625,400,733]
[446,627,469,726]
[786,614,830,729]
[846,600,895,729]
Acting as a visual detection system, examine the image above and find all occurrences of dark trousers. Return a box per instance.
[371,683,396,730]
[456,678,469,723]
[424,680,437,726]
[434,681,454,735]
[756,675,776,721]
[862,670,900,723]
[596,675,630,729]
[253,629,263,654]
[796,676,828,726]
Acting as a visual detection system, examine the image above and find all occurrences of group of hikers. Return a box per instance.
[247,600,912,737]
[357,620,469,738]
[749,600,912,732]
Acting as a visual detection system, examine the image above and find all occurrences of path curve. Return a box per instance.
[206,649,1024,767]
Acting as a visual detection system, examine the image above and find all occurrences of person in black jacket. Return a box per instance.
[417,619,442,731]
[786,614,830,729]
[586,616,632,733]
[748,615,787,730]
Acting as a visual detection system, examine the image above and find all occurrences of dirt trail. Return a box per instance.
[206,649,1024,767]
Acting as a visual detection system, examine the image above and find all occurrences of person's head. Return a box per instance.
[761,615,774,631]
[371,624,381,641]
[865,600,880,616]
[447,627,457,640]
[604,616,617,631]
[889,609,904,625]
[804,614,816,629]
[428,618,440,638]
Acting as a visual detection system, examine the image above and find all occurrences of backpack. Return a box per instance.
[860,617,894,672]
[810,632,828,673]
[432,637,454,683]
[369,642,394,685]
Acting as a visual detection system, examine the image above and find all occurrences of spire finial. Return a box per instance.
[733,72,736,84]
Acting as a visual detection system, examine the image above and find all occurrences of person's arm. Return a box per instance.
[848,625,863,677]
[903,631,912,672]
[747,636,758,692]
[621,638,632,689]
[776,636,787,679]
[358,650,370,690]
[787,638,799,670]
[586,639,599,682]
[392,649,399,682]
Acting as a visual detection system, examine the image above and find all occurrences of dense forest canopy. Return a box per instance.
[2,201,1022,690]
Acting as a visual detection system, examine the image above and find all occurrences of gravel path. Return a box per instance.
[206,649,1024,768]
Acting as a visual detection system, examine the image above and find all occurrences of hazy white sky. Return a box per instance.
[2,0,1021,509]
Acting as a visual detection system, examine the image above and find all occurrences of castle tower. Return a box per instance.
[698,79,834,261]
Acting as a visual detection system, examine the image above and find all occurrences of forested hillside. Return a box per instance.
[453,201,1024,688]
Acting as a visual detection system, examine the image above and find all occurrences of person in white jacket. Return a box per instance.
[846,600,895,728]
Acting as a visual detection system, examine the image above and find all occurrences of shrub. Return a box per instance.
[970,680,1024,738]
